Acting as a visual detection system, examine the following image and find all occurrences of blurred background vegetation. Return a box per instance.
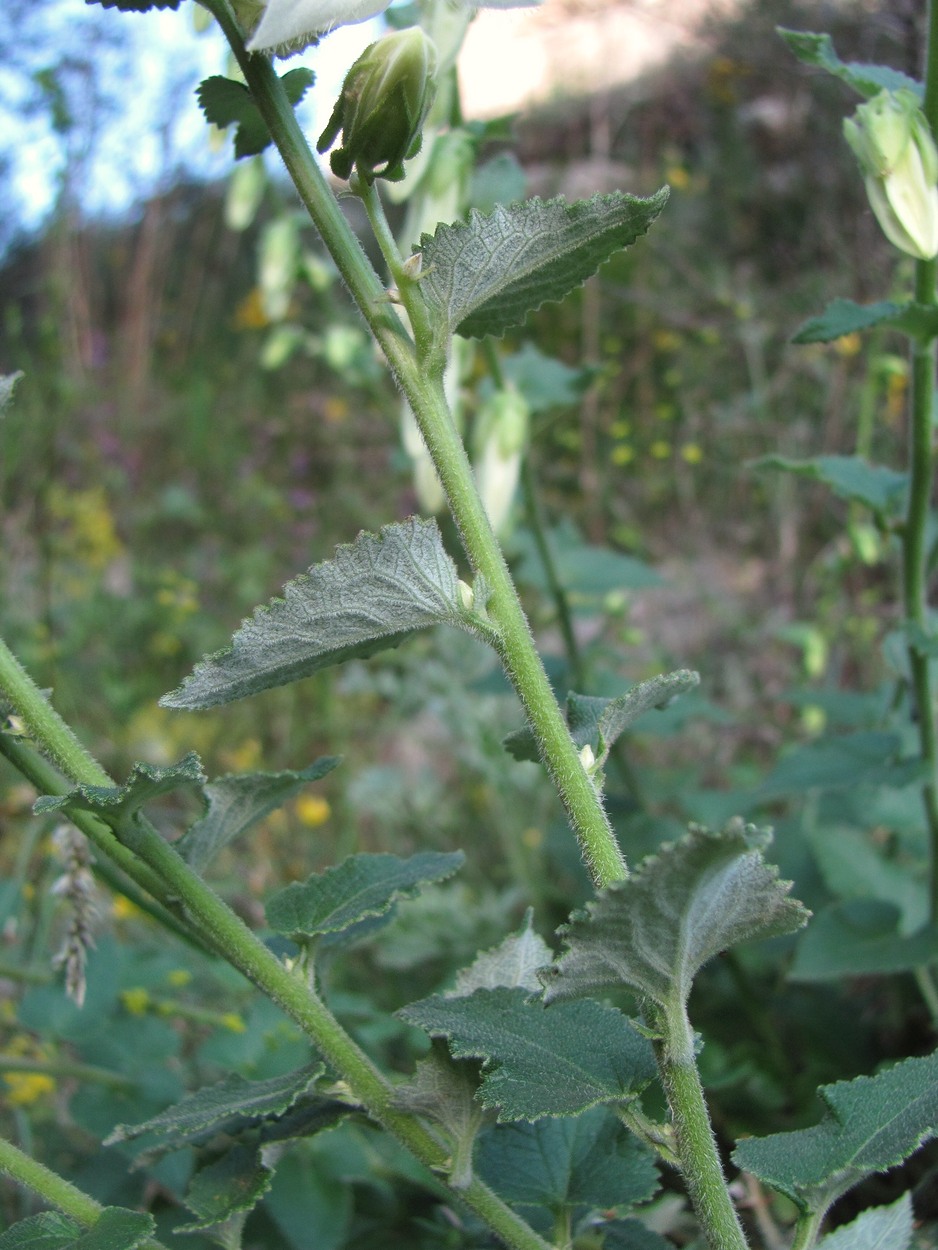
[3,0,937,1242]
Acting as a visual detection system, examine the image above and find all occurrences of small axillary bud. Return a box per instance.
[317,28,438,184]
[456,579,474,612]
[579,743,596,771]
[844,88,938,260]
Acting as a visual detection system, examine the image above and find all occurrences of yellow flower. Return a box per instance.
[294,794,331,828]
[681,443,704,464]
[611,445,635,466]
[650,440,672,459]
[4,1072,55,1107]
[167,969,192,988]
[834,331,862,357]
[112,895,142,921]
[121,988,150,1016]
[221,1013,247,1034]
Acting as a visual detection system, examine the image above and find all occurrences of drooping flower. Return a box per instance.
[844,88,938,261]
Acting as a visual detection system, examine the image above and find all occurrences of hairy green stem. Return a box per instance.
[205,0,626,888]
[906,0,938,922]
[657,1006,749,1250]
[0,1136,168,1249]
[789,1207,827,1250]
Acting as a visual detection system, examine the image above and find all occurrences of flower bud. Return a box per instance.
[317,28,437,183]
[473,388,530,535]
[844,88,938,260]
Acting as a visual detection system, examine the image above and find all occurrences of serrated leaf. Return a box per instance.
[476,1107,659,1212]
[732,1050,938,1217]
[0,1213,81,1250]
[393,1043,486,1188]
[161,519,467,709]
[789,901,938,980]
[179,1144,272,1230]
[69,1210,155,1250]
[177,758,340,872]
[265,850,464,937]
[448,909,553,995]
[105,1063,323,1152]
[420,189,668,341]
[0,371,23,415]
[753,455,908,519]
[778,28,921,97]
[757,732,923,798]
[791,298,938,344]
[399,986,656,1121]
[543,822,809,1011]
[817,1193,913,1250]
[34,753,206,821]
[505,671,699,765]
[198,71,315,159]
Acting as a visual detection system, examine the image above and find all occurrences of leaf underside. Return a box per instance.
[420,189,668,340]
[161,518,465,709]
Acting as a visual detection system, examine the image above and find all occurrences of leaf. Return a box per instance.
[179,1144,272,1230]
[0,371,23,414]
[89,0,180,9]
[265,850,465,938]
[34,753,206,821]
[0,1213,81,1250]
[753,455,908,518]
[198,71,315,159]
[732,1050,938,1217]
[817,1193,913,1250]
[789,901,938,980]
[791,298,938,344]
[543,821,809,1011]
[419,189,668,341]
[757,732,923,798]
[161,519,468,709]
[498,343,597,413]
[804,825,928,934]
[513,518,663,598]
[447,909,553,995]
[505,672,698,765]
[393,1043,486,1188]
[105,1063,324,1152]
[778,28,921,98]
[475,1107,659,1212]
[399,986,656,1121]
[602,1221,676,1250]
[0,1209,157,1250]
[177,758,340,872]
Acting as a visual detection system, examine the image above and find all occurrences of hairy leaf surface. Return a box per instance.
[161,519,467,709]
[265,850,464,937]
[0,1208,156,1250]
[447,909,553,995]
[399,986,656,1120]
[420,190,668,340]
[817,1194,912,1250]
[0,1212,82,1250]
[35,754,206,822]
[179,1144,272,1231]
[177,758,340,872]
[543,822,808,1009]
[732,1050,938,1215]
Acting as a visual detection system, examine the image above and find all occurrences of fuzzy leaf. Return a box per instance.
[105,1064,323,1152]
[393,1044,485,1189]
[791,298,938,344]
[778,29,920,98]
[790,901,938,980]
[177,758,340,872]
[732,1050,938,1216]
[543,821,809,1010]
[0,1209,157,1250]
[198,71,315,158]
[817,1193,913,1250]
[505,671,698,765]
[476,1107,658,1213]
[754,455,908,519]
[399,986,656,1121]
[34,753,206,821]
[420,189,668,340]
[265,850,464,937]
[161,519,466,709]
[447,909,553,995]
[179,1144,272,1231]
[0,1213,81,1250]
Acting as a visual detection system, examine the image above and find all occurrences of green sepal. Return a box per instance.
[753,454,908,521]
[265,850,465,938]
[792,298,938,344]
[177,757,341,873]
[778,28,921,99]
[543,821,809,1010]
[198,71,315,159]
[732,1050,938,1218]
[419,189,668,342]
[160,519,472,709]
[399,986,656,1121]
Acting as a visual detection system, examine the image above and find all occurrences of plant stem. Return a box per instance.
[0,1136,168,1249]
[657,1006,749,1250]
[907,0,938,923]
[205,0,627,888]
[790,1207,826,1250]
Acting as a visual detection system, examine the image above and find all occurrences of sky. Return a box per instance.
[1,0,382,245]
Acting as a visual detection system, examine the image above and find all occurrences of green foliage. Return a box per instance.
[791,298,938,344]
[198,72,316,159]
[778,28,920,98]
[419,190,669,341]
[816,1194,913,1250]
